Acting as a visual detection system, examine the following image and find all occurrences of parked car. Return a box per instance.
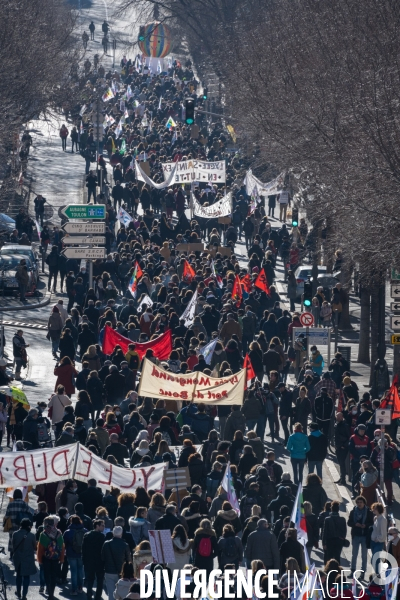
[295,265,327,298]
[1,244,40,281]
[0,254,37,294]
[0,214,16,235]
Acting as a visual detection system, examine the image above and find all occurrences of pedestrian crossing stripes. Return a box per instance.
[1,320,47,330]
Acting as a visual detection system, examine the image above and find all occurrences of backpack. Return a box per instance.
[198,536,212,557]
[72,528,85,554]
[128,353,139,370]
[37,422,50,443]
[241,495,257,520]
[206,476,221,499]
[223,537,238,559]
[43,533,61,560]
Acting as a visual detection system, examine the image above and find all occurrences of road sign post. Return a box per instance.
[300,312,314,327]
[62,222,106,234]
[63,235,106,245]
[61,205,106,220]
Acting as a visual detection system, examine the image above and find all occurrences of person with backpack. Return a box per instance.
[128,507,151,545]
[4,489,35,556]
[217,523,243,569]
[63,515,88,595]
[12,517,37,600]
[192,518,218,576]
[213,501,242,539]
[101,526,131,600]
[37,516,65,600]
[239,482,264,526]
[82,519,106,600]
[191,403,213,442]
[206,461,224,501]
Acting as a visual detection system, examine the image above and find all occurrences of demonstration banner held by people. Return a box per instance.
[192,192,232,219]
[138,358,246,404]
[102,324,172,359]
[244,169,285,197]
[162,159,226,183]
[135,160,178,189]
[0,444,166,490]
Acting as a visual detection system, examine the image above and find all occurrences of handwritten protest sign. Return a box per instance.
[162,159,226,183]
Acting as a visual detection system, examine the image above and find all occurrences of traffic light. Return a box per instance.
[292,207,298,227]
[138,26,145,42]
[202,87,208,100]
[185,99,195,124]
[303,279,313,308]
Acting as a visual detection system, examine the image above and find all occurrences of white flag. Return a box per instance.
[117,206,133,227]
[197,338,218,365]
[79,104,87,116]
[181,290,198,327]
[158,96,162,110]
[138,294,153,312]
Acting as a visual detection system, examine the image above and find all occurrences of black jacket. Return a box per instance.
[101,538,131,574]
[155,512,182,533]
[322,512,347,544]
[82,530,105,570]
[347,506,373,538]
[103,442,129,466]
[22,415,39,449]
[334,420,350,450]
[314,393,334,421]
[79,486,104,519]
[307,431,328,462]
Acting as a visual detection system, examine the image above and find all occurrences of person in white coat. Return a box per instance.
[167,525,192,571]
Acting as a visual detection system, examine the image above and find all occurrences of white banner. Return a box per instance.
[162,159,226,184]
[117,206,133,227]
[170,444,203,461]
[244,169,285,197]
[135,160,178,190]
[192,193,232,219]
[138,294,153,311]
[181,290,197,326]
[138,358,246,404]
[0,445,166,491]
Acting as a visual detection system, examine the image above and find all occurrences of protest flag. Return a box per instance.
[385,568,399,600]
[181,290,197,326]
[166,116,176,129]
[102,87,114,102]
[254,267,270,295]
[380,375,400,418]
[231,274,243,307]
[182,259,195,283]
[243,354,256,389]
[199,338,218,365]
[158,96,162,110]
[211,259,223,288]
[221,462,240,515]
[102,325,172,360]
[290,483,308,541]
[241,273,252,293]
[128,262,143,297]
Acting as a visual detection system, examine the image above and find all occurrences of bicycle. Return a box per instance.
[0,546,9,600]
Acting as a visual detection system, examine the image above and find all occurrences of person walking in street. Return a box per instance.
[286,423,311,485]
[63,515,88,595]
[86,170,97,204]
[82,31,89,49]
[82,519,106,600]
[89,21,95,40]
[46,245,59,293]
[370,502,387,574]
[71,126,79,153]
[322,500,347,563]
[12,329,29,381]
[48,305,63,357]
[348,495,373,579]
[34,194,46,226]
[60,124,69,151]
[37,516,65,600]
[307,422,328,481]
[15,259,29,302]
[101,526,131,600]
[334,412,351,485]
[12,518,37,600]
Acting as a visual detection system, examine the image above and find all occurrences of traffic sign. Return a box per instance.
[62,222,106,234]
[63,235,105,245]
[391,302,400,313]
[375,409,392,425]
[300,312,314,327]
[62,247,106,259]
[391,268,400,281]
[61,204,106,220]
[391,316,400,331]
[391,334,400,345]
[391,284,400,298]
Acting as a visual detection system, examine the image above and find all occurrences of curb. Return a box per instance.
[0,291,52,312]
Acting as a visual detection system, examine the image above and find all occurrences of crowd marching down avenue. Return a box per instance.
[1,2,400,600]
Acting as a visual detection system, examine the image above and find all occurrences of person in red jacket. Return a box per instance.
[349,424,371,499]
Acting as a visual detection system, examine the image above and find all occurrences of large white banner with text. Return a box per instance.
[192,192,232,218]
[162,159,226,183]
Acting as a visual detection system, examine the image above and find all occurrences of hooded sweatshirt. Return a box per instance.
[286,431,310,459]
[307,429,328,462]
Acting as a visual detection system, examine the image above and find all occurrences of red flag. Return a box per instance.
[182,259,196,283]
[254,268,270,295]
[231,274,243,307]
[380,375,400,418]
[241,274,252,293]
[243,354,256,389]
[102,325,172,360]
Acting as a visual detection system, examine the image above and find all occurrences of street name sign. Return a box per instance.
[63,235,105,245]
[391,284,400,298]
[61,204,106,220]
[62,247,106,259]
[391,302,400,313]
[62,222,106,234]
[391,316,400,331]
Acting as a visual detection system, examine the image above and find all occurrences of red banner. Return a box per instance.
[102,325,172,360]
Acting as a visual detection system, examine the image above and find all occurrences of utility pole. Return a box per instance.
[112,39,116,69]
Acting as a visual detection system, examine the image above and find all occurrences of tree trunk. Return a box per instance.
[357,284,370,363]
[369,282,379,385]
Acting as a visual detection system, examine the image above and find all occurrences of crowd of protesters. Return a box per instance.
[3,34,400,600]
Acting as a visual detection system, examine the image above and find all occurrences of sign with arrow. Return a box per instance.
[62,247,106,260]
[61,204,106,220]
[62,222,106,234]
[391,285,400,299]
[391,316,400,331]
[63,235,105,245]
[391,302,400,313]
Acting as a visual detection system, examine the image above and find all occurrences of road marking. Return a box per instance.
[1,321,47,330]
